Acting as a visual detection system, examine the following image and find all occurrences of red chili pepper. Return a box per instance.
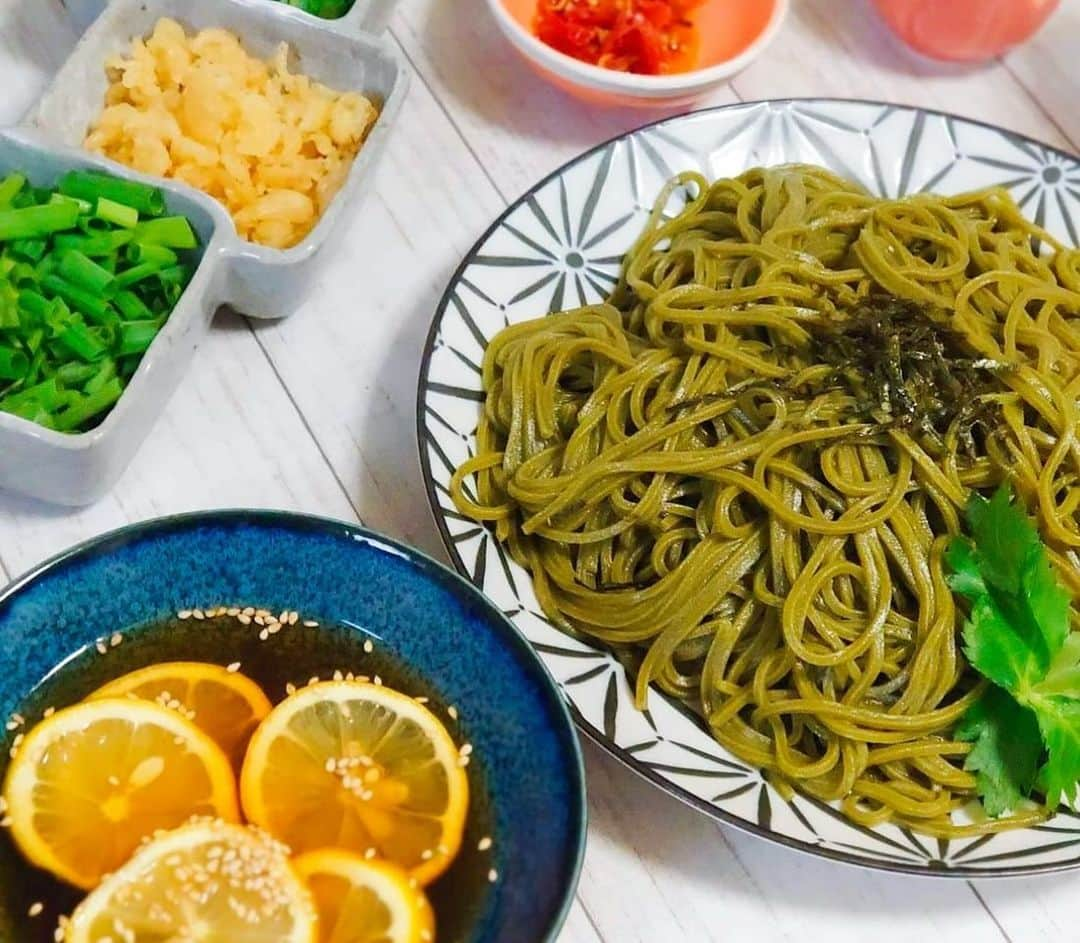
[534,0,703,76]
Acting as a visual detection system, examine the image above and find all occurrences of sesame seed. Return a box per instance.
[178,610,192,620]
[0,816,11,828]
[4,720,18,732]
[363,639,374,654]
[333,670,344,682]
[278,611,289,625]
[227,662,241,673]
[242,607,255,617]
[460,743,473,757]
[309,676,320,686]
[325,758,336,773]
[304,620,318,627]
[193,609,205,620]
[258,629,269,642]
[365,847,377,859]
[28,902,44,918]
[457,755,470,768]
[110,633,123,647]
[415,696,429,704]
[254,615,265,626]
[11,712,24,725]
[237,614,252,625]
[373,675,383,686]
[420,849,434,860]
[285,683,297,696]
[43,707,55,718]
[288,611,299,625]
[227,608,240,617]
[478,836,492,851]
[448,705,459,720]
[488,868,499,883]
[421,932,432,942]
[96,640,108,655]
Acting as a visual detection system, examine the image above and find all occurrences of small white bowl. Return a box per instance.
[485,0,789,108]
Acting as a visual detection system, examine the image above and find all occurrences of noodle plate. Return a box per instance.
[451,165,1080,836]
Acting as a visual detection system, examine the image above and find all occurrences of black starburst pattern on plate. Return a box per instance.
[471,144,634,313]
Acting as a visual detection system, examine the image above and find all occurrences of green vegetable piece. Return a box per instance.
[54,377,123,432]
[7,238,47,262]
[59,250,117,297]
[956,687,1042,817]
[55,361,99,386]
[113,262,164,289]
[126,243,178,267]
[0,345,28,380]
[59,171,166,218]
[49,192,93,215]
[83,359,117,395]
[95,197,139,230]
[133,216,197,249]
[53,230,134,257]
[1034,698,1080,809]
[58,321,107,362]
[0,172,26,208]
[117,319,163,357]
[0,202,80,241]
[113,290,153,321]
[40,274,113,323]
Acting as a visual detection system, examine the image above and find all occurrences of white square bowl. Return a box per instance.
[0,0,408,505]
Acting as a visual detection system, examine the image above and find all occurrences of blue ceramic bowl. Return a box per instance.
[0,511,586,942]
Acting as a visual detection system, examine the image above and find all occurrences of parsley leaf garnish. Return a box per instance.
[947,485,1078,814]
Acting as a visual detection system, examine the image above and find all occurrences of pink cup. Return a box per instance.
[872,0,1060,62]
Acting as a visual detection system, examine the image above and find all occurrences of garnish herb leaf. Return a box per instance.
[948,485,1078,814]
[955,686,1042,817]
[1035,698,1080,808]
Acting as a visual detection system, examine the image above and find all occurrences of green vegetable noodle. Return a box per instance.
[451,165,1080,837]
[0,168,201,433]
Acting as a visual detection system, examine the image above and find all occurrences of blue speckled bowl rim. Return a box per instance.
[0,509,588,941]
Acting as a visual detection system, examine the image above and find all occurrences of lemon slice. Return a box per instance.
[2,698,239,889]
[295,848,435,943]
[64,820,317,943]
[241,681,468,885]
[90,661,272,771]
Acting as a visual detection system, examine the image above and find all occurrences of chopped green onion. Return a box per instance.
[57,322,108,362]
[117,319,164,357]
[113,290,153,321]
[8,238,47,262]
[49,192,93,215]
[133,216,197,249]
[53,378,124,432]
[83,359,117,394]
[0,345,26,380]
[113,261,165,289]
[0,203,80,241]
[0,173,26,208]
[59,171,166,218]
[40,274,113,323]
[95,197,139,230]
[126,243,178,266]
[53,229,133,257]
[58,250,116,296]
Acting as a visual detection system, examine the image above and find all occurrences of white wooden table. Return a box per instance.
[3,1,1080,939]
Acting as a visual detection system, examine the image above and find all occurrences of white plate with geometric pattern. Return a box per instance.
[418,100,1080,876]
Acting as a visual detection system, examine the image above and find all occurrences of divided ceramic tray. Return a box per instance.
[0,0,407,505]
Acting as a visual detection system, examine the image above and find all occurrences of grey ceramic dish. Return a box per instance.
[0,0,407,505]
